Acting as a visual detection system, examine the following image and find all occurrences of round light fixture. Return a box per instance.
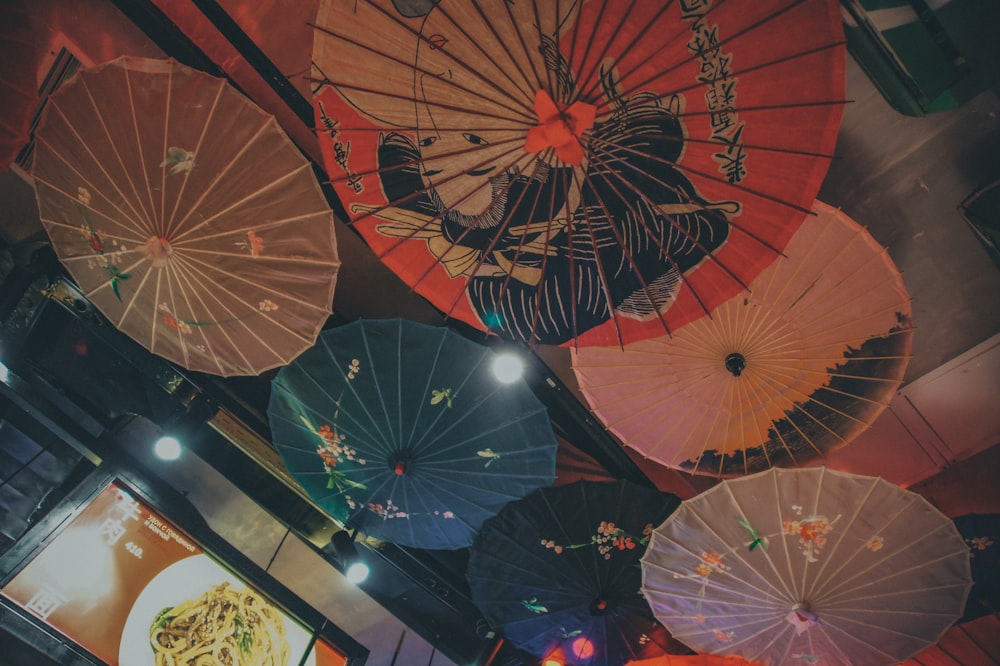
[491,352,523,384]
[154,435,182,461]
[345,561,370,585]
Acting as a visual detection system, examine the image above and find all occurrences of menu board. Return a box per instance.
[1,481,347,666]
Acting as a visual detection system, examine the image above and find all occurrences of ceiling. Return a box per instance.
[1,1,999,664]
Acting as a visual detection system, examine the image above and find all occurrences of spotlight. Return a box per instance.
[325,529,369,584]
[153,435,182,461]
[491,352,523,384]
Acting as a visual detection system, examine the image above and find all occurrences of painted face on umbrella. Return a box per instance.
[413,69,509,215]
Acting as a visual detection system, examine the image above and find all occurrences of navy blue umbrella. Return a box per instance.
[466,480,687,665]
[954,513,999,621]
[267,318,558,550]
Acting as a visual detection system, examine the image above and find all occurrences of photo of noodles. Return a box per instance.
[148,582,291,666]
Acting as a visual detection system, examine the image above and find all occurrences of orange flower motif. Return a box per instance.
[162,311,180,331]
[695,563,712,577]
[247,231,265,257]
[701,551,723,566]
[523,89,596,166]
[865,535,885,551]
[597,521,617,536]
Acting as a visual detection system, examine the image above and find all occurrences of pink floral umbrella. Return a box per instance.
[641,467,972,665]
[32,56,340,376]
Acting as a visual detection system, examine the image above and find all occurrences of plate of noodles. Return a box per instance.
[119,554,315,666]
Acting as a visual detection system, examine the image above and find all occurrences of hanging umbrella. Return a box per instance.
[953,513,999,621]
[0,0,39,170]
[640,467,972,666]
[572,201,913,477]
[32,56,340,376]
[267,318,558,550]
[628,657,758,666]
[466,480,685,665]
[310,0,846,347]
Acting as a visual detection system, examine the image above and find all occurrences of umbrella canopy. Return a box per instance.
[0,0,39,170]
[267,318,558,550]
[572,201,913,477]
[32,56,340,376]
[466,480,684,665]
[311,0,846,347]
[641,467,972,666]
[953,513,999,621]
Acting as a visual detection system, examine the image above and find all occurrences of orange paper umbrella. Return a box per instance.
[572,202,913,477]
[311,0,846,346]
[32,57,340,376]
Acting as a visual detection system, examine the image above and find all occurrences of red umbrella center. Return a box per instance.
[524,89,596,166]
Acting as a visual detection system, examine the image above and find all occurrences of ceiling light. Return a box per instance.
[153,435,182,461]
[326,529,369,585]
[491,352,523,384]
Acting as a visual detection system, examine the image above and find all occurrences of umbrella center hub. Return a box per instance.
[725,352,747,377]
[391,452,415,476]
[141,236,174,268]
[588,598,611,616]
[524,90,596,166]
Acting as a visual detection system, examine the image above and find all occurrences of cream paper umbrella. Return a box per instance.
[640,467,972,666]
[32,56,340,376]
[572,202,913,477]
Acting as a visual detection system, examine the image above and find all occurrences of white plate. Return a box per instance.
[118,554,315,666]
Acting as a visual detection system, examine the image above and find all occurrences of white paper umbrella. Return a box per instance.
[32,56,340,376]
[641,467,972,666]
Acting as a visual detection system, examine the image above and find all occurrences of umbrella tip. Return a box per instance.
[725,352,746,377]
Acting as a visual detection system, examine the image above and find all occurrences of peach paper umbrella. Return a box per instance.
[32,57,340,376]
[572,202,913,477]
[640,467,972,665]
[311,0,846,347]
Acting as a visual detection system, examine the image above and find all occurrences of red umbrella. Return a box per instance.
[311,0,846,346]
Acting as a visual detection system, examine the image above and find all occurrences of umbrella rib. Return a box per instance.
[526,149,572,343]
[816,522,968,605]
[412,402,553,462]
[162,77,228,240]
[166,251,324,342]
[407,350,497,458]
[123,63,162,238]
[268,391,388,465]
[312,5,537,120]
[404,323,451,453]
[673,503,792,603]
[33,184,148,249]
[316,333,396,458]
[590,0,811,108]
[166,119,272,242]
[586,129,810,246]
[79,69,157,234]
[361,320,401,457]
[577,145,685,339]
[172,160,313,245]
[813,477,885,603]
[35,118,153,239]
[571,0,676,108]
[166,257,253,373]
[171,250,333,316]
[469,1,540,101]
[158,63,172,238]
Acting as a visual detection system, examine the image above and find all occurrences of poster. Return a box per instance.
[1,481,347,666]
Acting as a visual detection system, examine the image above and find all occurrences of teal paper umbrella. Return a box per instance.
[267,318,559,550]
